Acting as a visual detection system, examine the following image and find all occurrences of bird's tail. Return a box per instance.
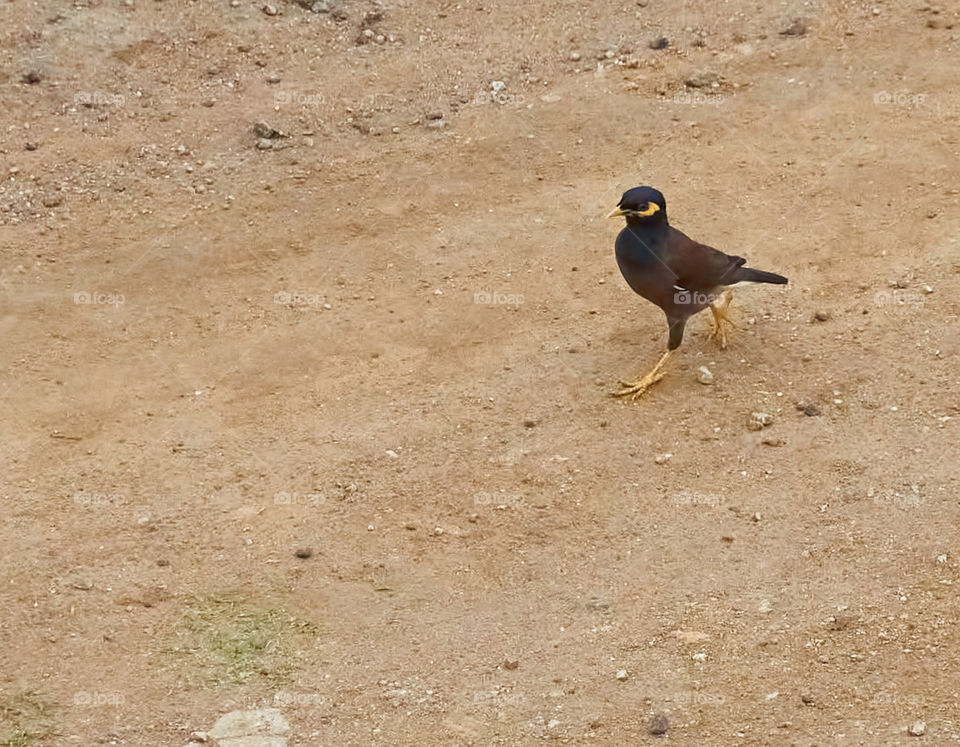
[735,267,788,285]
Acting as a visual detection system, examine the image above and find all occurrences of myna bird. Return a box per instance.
[607,186,787,399]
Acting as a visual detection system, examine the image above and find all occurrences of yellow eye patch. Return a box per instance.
[636,202,661,216]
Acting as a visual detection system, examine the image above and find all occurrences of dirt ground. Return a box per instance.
[2,0,960,744]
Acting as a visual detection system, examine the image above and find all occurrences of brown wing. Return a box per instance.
[664,227,745,292]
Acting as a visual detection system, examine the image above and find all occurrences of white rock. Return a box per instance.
[697,366,714,384]
[208,709,290,744]
[654,453,672,465]
[616,669,628,680]
[908,721,926,736]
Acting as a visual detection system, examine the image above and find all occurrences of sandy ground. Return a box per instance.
[2,0,960,744]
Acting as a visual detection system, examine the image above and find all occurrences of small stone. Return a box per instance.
[908,721,926,737]
[797,403,821,417]
[294,547,312,559]
[648,713,669,735]
[649,37,669,50]
[385,449,399,458]
[434,527,444,536]
[255,138,273,150]
[685,70,719,88]
[759,599,773,613]
[425,110,443,120]
[813,310,830,322]
[253,122,283,139]
[503,659,519,670]
[922,285,934,294]
[262,3,278,15]
[569,51,582,61]
[41,194,63,208]
[692,652,707,662]
[748,412,774,431]
[780,19,807,36]
[547,718,561,729]
[616,669,628,681]
[22,70,42,84]
[523,419,537,428]
[800,693,815,705]
[761,436,785,447]
[654,453,672,465]
[696,366,713,384]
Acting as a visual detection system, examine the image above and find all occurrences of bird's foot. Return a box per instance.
[612,350,674,401]
[708,290,736,349]
[613,370,667,400]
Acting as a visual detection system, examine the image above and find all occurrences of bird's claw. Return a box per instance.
[613,371,666,400]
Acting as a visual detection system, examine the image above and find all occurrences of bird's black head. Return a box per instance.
[607,186,667,224]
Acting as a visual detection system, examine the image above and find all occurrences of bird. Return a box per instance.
[607,186,787,400]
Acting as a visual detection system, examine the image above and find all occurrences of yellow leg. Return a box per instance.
[613,349,674,401]
[708,289,736,349]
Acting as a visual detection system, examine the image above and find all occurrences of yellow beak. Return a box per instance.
[607,202,660,218]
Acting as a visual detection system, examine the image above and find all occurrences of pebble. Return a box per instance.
[908,721,926,736]
[253,122,283,139]
[649,37,669,50]
[648,713,669,735]
[696,366,713,385]
[781,19,807,36]
[616,669,628,681]
[294,547,312,559]
[800,693,815,705]
[425,110,444,120]
[797,403,821,417]
[747,412,774,431]
[654,453,672,465]
[256,138,274,150]
[761,436,785,447]
[262,3,278,15]
[812,310,830,322]
[685,70,719,88]
[569,51,582,61]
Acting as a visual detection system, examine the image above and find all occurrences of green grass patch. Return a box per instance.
[0,689,57,747]
[159,593,318,688]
